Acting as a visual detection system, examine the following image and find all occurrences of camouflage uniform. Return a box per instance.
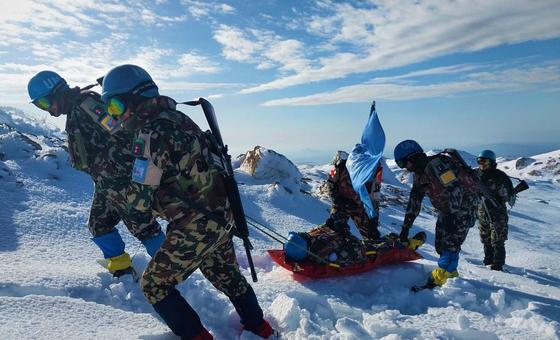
[403,153,479,285]
[122,96,268,338]
[326,157,382,240]
[122,97,250,303]
[63,88,160,240]
[476,167,514,268]
[403,154,479,253]
[302,224,366,266]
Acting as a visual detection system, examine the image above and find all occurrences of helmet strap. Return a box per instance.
[131,80,157,96]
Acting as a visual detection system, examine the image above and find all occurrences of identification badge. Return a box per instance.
[132,139,146,157]
[132,158,149,183]
[93,106,105,117]
[439,170,457,185]
[100,114,122,133]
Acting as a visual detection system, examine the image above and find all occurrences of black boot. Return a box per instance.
[491,241,505,271]
[230,286,264,331]
[483,243,494,266]
[152,288,204,338]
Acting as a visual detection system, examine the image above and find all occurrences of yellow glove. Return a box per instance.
[107,252,132,272]
[407,238,424,250]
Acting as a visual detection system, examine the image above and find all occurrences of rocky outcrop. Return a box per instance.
[239,146,303,192]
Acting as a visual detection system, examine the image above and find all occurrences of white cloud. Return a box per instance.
[177,53,221,74]
[0,0,186,50]
[214,25,310,75]
[262,61,560,106]
[157,81,243,91]
[181,0,236,19]
[239,0,560,93]
[213,25,259,62]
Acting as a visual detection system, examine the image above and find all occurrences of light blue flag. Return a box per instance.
[346,101,386,218]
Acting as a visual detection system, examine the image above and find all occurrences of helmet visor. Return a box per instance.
[33,96,52,110]
[477,157,491,166]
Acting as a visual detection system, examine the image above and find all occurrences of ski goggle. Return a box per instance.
[33,96,52,110]
[477,157,491,165]
[106,96,127,117]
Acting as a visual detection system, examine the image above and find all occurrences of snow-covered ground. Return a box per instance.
[0,107,559,339]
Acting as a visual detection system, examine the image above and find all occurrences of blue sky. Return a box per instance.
[1,0,559,163]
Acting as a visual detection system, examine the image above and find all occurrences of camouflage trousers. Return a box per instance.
[140,212,249,304]
[329,198,380,240]
[434,206,476,254]
[88,183,161,240]
[305,225,366,266]
[477,206,509,245]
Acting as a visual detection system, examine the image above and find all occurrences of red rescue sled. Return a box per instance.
[268,247,422,279]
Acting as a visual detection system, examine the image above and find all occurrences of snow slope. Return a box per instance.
[0,107,559,339]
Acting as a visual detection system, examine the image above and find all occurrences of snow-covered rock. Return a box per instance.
[239,146,303,192]
[499,150,560,182]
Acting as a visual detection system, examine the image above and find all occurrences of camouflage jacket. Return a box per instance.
[327,159,381,207]
[124,97,230,228]
[476,167,514,211]
[64,88,157,231]
[403,154,479,229]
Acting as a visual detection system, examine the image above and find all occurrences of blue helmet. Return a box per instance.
[394,139,424,162]
[28,71,68,101]
[478,149,496,162]
[101,64,159,103]
[284,232,308,261]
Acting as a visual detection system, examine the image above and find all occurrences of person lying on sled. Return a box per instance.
[283,223,426,266]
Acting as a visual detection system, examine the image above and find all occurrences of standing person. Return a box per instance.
[394,140,479,288]
[476,150,515,271]
[100,64,275,339]
[27,71,164,277]
[326,150,382,241]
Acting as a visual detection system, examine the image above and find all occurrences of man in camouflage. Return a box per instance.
[326,150,382,241]
[475,150,515,271]
[100,64,275,340]
[27,71,164,277]
[394,140,479,288]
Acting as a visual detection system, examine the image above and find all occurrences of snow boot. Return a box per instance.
[483,243,494,266]
[191,327,213,340]
[246,319,280,339]
[492,241,505,271]
[411,276,438,292]
[408,231,426,250]
[230,286,264,329]
[152,288,204,339]
[230,287,279,338]
[112,266,139,281]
